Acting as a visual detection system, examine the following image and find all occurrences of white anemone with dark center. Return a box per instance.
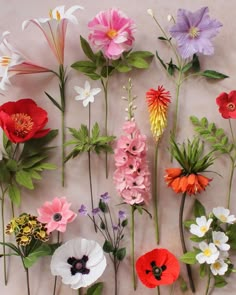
[50,237,106,289]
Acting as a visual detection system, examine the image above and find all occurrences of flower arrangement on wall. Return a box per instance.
[0,3,235,295]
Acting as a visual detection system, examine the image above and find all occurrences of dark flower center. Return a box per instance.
[11,113,34,138]
[145,260,167,280]
[227,102,236,111]
[53,213,62,222]
[67,255,90,275]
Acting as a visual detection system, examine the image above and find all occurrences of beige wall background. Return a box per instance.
[0,0,236,294]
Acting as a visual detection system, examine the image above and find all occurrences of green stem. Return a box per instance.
[229,119,236,146]
[154,142,159,244]
[114,259,118,295]
[157,286,161,295]
[101,77,109,178]
[172,72,182,143]
[53,232,60,295]
[11,201,15,218]
[25,267,31,295]
[131,206,136,290]
[1,186,7,285]
[78,288,83,295]
[205,268,211,295]
[179,193,195,293]
[227,159,235,209]
[88,151,97,232]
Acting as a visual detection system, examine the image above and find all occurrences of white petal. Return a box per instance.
[90,88,101,96]
[82,98,90,107]
[84,81,91,92]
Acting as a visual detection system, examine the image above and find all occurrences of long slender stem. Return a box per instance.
[172,70,182,142]
[114,259,118,295]
[131,206,136,290]
[227,159,235,209]
[25,267,31,295]
[78,288,83,295]
[205,268,211,295]
[179,193,195,293]
[157,286,160,295]
[53,232,60,295]
[1,188,7,285]
[88,151,97,232]
[154,142,159,244]
[101,77,109,178]
[229,119,236,146]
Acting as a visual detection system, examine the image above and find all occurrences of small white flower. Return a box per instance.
[212,231,230,251]
[210,259,228,276]
[50,238,106,289]
[213,207,236,224]
[167,15,173,22]
[196,242,219,264]
[74,81,101,107]
[190,216,213,237]
[147,9,154,17]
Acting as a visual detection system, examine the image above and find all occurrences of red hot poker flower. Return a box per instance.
[136,248,180,288]
[0,98,50,143]
[216,91,236,119]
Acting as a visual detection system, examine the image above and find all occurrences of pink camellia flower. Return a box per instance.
[216,90,236,119]
[88,8,136,60]
[0,31,51,90]
[37,197,77,233]
[114,121,151,205]
[22,5,84,65]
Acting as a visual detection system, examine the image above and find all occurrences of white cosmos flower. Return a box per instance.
[210,259,228,276]
[190,216,213,237]
[212,231,230,251]
[196,242,219,264]
[212,207,236,224]
[74,81,101,107]
[50,238,106,289]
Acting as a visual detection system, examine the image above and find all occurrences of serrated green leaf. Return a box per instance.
[116,248,126,261]
[80,36,96,62]
[215,128,225,137]
[71,61,97,73]
[15,170,34,190]
[200,70,229,79]
[190,116,200,126]
[8,184,21,206]
[92,123,100,140]
[200,117,208,127]
[193,199,206,217]
[180,252,197,264]
[86,282,103,295]
[221,136,228,145]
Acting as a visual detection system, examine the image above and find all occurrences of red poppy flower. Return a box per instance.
[136,248,180,288]
[0,98,50,143]
[216,91,236,119]
[164,168,211,195]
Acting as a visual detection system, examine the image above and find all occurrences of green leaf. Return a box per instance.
[0,161,11,182]
[115,63,132,73]
[8,184,21,206]
[0,242,21,255]
[179,276,188,292]
[86,282,103,295]
[156,51,167,70]
[100,220,106,230]
[103,240,114,253]
[71,61,97,73]
[200,70,229,79]
[6,159,18,172]
[127,56,149,69]
[167,59,178,76]
[192,54,200,72]
[45,92,63,111]
[116,248,126,261]
[129,51,154,58]
[23,244,53,268]
[214,275,227,288]
[100,65,114,77]
[121,219,128,227]
[3,132,13,156]
[227,223,236,249]
[34,163,57,170]
[193,199,206,217]
[183,219,195,228]
[80,36,96,62]
[180,252,197,264]
[158,36,169,41]
[91,123,100,140]
[200,263,206,278]
[85,72,101,80]
[190,236,205,242]
[182,62,193,73]
[21,155,47,169]
[15,170,34,190]
[99,200,107,213]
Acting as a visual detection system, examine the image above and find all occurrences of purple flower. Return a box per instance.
[112,225,119,231]
[100,192,110,203]
[169,7,222,59]
[78,204,88,216]
[118,210,126,220]
[92,208,101,216]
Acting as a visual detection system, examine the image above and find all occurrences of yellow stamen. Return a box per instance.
[56,10,61,21]
[0,56,11,67]
[11,113,34,138]
[49,9,53,19]
[200,226,207,233]
[107,29,118,39]
[219,214,227,222]
[203,248,212,257]
[189,26,200,38]
[213,262,221,270]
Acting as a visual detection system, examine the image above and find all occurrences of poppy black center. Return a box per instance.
[53,213,62,222]
[67,255,90,275]
[145,260,167,281]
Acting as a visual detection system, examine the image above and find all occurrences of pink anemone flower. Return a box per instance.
[88,8,136,60]
[22,5,84,65]
[37,197,77,233]
[0,31,51,91]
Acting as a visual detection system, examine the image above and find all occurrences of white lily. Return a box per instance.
[22,5,84,65]
[74,81,101,107]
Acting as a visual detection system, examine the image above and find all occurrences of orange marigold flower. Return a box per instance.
[146,85,171,141]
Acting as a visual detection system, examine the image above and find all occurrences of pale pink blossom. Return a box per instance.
[37,197,77,233]
[0,31,51,90]
[88,8,136,60]
[122,121,137,134]
[117,135,132,150]
[23,5,84,64]
[114,149,129,167]
[128,137,146,155]
[122,189,146,205]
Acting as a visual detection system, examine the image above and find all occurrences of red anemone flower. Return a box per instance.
[216,91,236,119]
[0,98,50,143]
[136,248,180,288]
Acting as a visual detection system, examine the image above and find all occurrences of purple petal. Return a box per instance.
[92,208,101,216]
[118,210,126,220]
[78,205,88,216]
